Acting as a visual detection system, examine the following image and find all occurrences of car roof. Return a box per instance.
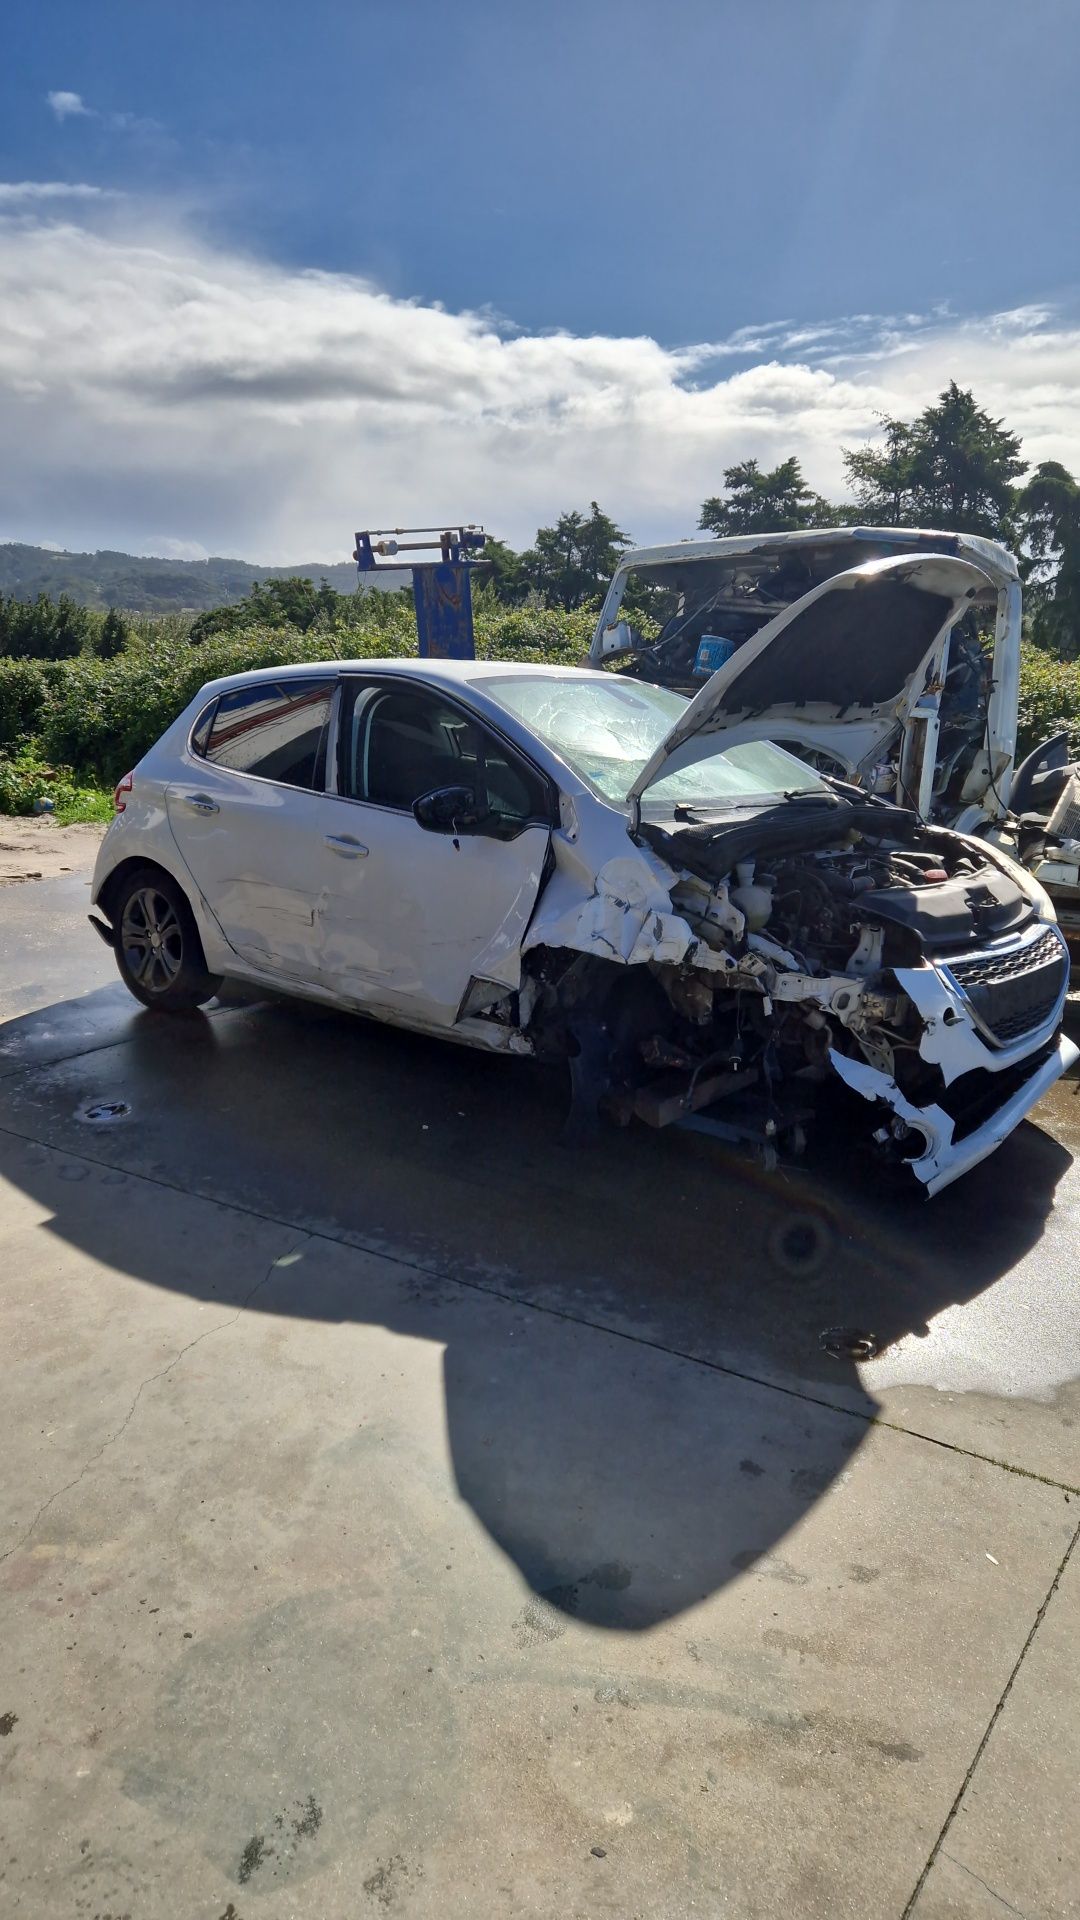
[198,657,614,695]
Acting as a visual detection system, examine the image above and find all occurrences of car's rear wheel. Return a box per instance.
[113,866,222,1011]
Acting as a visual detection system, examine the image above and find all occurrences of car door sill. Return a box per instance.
[211,963,533,1053]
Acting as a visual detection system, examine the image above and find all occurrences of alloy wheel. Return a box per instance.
[120,886,184,995]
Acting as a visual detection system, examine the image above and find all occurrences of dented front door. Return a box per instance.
[313,796,551,1027]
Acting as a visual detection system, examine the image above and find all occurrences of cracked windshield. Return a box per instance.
[482,672,829,806]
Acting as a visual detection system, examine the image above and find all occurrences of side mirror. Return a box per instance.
[413,784,491,833]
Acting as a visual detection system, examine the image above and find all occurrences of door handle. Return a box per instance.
[324,834,368,858]
[183,793,219,814]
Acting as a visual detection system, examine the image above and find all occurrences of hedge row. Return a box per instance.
[3,614,1080,792]
[0,607,598,786]
[1014,642,1080,760]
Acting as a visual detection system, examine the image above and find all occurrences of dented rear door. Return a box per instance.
[165,675,335,980]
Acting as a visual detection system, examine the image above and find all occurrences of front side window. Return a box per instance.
[481,672,829,809]
[340,682,550,827]
[197,679,334,790]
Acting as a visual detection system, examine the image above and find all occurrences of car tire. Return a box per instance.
[112,865,223,1012]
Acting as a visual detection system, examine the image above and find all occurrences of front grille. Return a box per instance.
[940,926,1069,1047]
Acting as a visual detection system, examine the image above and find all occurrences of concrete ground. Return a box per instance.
[1,861,1078,1919]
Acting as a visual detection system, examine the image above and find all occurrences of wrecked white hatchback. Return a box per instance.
[90,555,1076,1196]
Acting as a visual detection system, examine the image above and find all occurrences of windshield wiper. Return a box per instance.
[670,791,839,823]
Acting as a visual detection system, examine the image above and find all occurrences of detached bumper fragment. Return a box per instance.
[830,1034,1078,1196]
[87,913,116,949]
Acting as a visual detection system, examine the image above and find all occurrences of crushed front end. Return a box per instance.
[523,790,1076,1194]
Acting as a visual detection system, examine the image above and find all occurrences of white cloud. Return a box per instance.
[47,90,92,121]
[0,181,113,204]
[1,198,1080,561]
[46,89,160,137]
[151,537,211,562]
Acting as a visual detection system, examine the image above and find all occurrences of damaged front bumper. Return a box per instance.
[831,1029,1078,1198]
[827,921,1076,1194]
[826,933,1068,1198]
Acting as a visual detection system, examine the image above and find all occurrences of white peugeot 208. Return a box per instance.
[92,560,1077,1195]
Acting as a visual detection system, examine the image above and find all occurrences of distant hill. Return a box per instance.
[0,544,399,613]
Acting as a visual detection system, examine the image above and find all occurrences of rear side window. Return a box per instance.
[190,701,216,757]
[196,679,334,790]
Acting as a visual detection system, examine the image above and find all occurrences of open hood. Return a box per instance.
[628,552,992,806]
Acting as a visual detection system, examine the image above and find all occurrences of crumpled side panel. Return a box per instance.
[522,849,698,966]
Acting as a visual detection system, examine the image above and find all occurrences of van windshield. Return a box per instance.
[480,673,829,808]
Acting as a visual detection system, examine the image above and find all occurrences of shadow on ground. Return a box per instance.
[0,981,1073,1628]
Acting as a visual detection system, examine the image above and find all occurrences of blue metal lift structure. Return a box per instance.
[353,524,489,659]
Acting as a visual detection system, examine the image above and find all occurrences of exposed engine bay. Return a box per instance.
[589,526,1077,991]
[603,535,995,816]
[517,791,1071,1191]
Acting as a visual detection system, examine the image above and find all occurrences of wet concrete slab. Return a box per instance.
[0,942,1077,1485]
[0,1143,1076,1919]
[0,872,138,1073]
[909,1535,1080,1920]
[2,874,1079,1916]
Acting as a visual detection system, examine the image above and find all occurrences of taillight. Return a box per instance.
[113,772,133,813]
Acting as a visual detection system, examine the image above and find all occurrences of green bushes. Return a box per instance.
[474,605,597,661]
[0,657,53,749]
[1015,641,1080,759]
[96,608,129,658]
[0,746,113,824]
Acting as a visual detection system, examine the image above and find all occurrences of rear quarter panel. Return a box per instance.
[90,719,237,977]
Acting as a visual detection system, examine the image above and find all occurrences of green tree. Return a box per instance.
[698,457,841,537]
[1017,460,1080,659]
[476,537,530,607]
[94,607,129,658]
[0,591,91,660]
[841,419,920,525]
[188,575,330,642]
[518,502,632,611]
[842,382,1026,539]
[244,576,325,629]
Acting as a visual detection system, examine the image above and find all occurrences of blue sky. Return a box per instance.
[2,0,1079,559]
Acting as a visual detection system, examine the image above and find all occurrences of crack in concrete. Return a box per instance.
[901,1519,1080,1918]
[937,1852,1032,1919]
[0,1116,1077,1495]
[0,1230,309,1567]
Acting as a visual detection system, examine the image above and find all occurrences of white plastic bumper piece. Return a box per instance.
[829,1033,1079,1197]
